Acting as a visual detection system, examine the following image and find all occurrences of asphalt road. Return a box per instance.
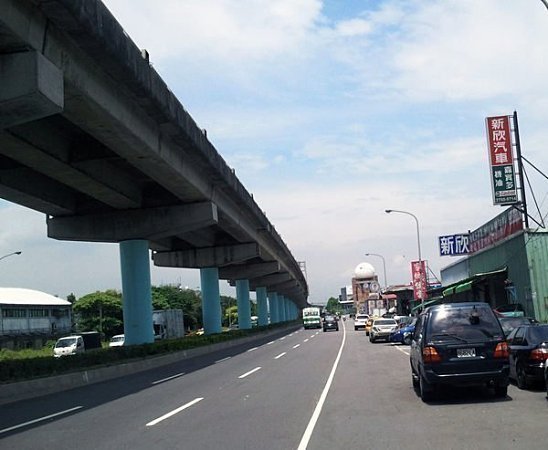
[1,320,548,449]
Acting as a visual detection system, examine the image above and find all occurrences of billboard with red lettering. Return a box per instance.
[485,115,518,205]
[411,260,427,301]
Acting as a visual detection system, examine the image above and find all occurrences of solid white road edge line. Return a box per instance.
[238,367,262,379]
[297,317,347,450]
[0,406,83,435]
[274,352,287,359]
[152,372,185,385]
[146,398,204,427]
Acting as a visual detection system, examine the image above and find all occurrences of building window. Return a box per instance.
[2,308,27,318]
[52,309,69,318]
[29,309,49,317]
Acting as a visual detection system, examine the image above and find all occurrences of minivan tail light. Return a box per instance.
[422,346,441,363]
[530,347,548,362]
[494,342,509,359]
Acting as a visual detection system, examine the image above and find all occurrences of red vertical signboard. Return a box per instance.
[485,115,517,205]
[411,260,427,301]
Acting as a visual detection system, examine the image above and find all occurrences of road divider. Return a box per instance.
[298,316,347,449]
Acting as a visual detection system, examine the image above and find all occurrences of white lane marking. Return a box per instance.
[280,336,287,340]
[395,346,410,356]
[215,357,232,364]
[266,341,275,345]
[0,406,83,435]
[238,367,262,379]
[247,347,258,352]
[289,333,294,337]
[293,344,301,349]
[146,398,203,427]
[304,339,309,343]
[298,316,347,450]
[274,352,287,359]
[152,372,185,385]
[310,335,315,338]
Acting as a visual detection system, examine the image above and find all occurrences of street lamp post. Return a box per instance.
[365,253,388,290]
[385,209,425,310]
[0,251,22,262]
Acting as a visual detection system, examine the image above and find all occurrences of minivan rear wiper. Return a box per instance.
[429,333,469,343]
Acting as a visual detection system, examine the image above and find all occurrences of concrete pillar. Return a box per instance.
[236,279,251,330]
[277,293,283,323]
[200,267,222,334]
[269,292,279,323]
[256,287,268,326]
[119,240,154,345]
[287,299,291,320]
[279,295,286,322]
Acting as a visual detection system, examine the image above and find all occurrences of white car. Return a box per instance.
[369,318,398,343]
[109,334,125,347]
[354,314,369,331]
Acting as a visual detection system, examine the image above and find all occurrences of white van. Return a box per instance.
[53,335,84,357]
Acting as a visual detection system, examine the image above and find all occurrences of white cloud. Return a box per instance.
[335,18,372,37]
[104,0,323,62]
[387,0,548,102]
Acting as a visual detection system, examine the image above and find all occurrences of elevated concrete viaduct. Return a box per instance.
[0,0,308,342]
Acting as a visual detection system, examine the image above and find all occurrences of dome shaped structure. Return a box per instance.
[354,262,376,280]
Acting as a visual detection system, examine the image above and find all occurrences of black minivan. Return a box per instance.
[410,302,509,401]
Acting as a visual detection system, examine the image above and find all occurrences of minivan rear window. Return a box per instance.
[427,305,503,341]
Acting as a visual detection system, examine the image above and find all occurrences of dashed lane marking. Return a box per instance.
[146,398,204,426]
[215,357,232,364]
[238,367,262,379]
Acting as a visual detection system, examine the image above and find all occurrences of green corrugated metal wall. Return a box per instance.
[468,232,534,317]
[463,231,548,321]
[525,232,548,322]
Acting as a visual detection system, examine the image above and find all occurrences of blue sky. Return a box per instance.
[2,0,548,303]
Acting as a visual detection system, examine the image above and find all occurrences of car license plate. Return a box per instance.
[457,348,476,358]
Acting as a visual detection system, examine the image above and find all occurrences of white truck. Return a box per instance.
[302,307,321,329]
[153,309,185,340]
[53,331,102,357]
